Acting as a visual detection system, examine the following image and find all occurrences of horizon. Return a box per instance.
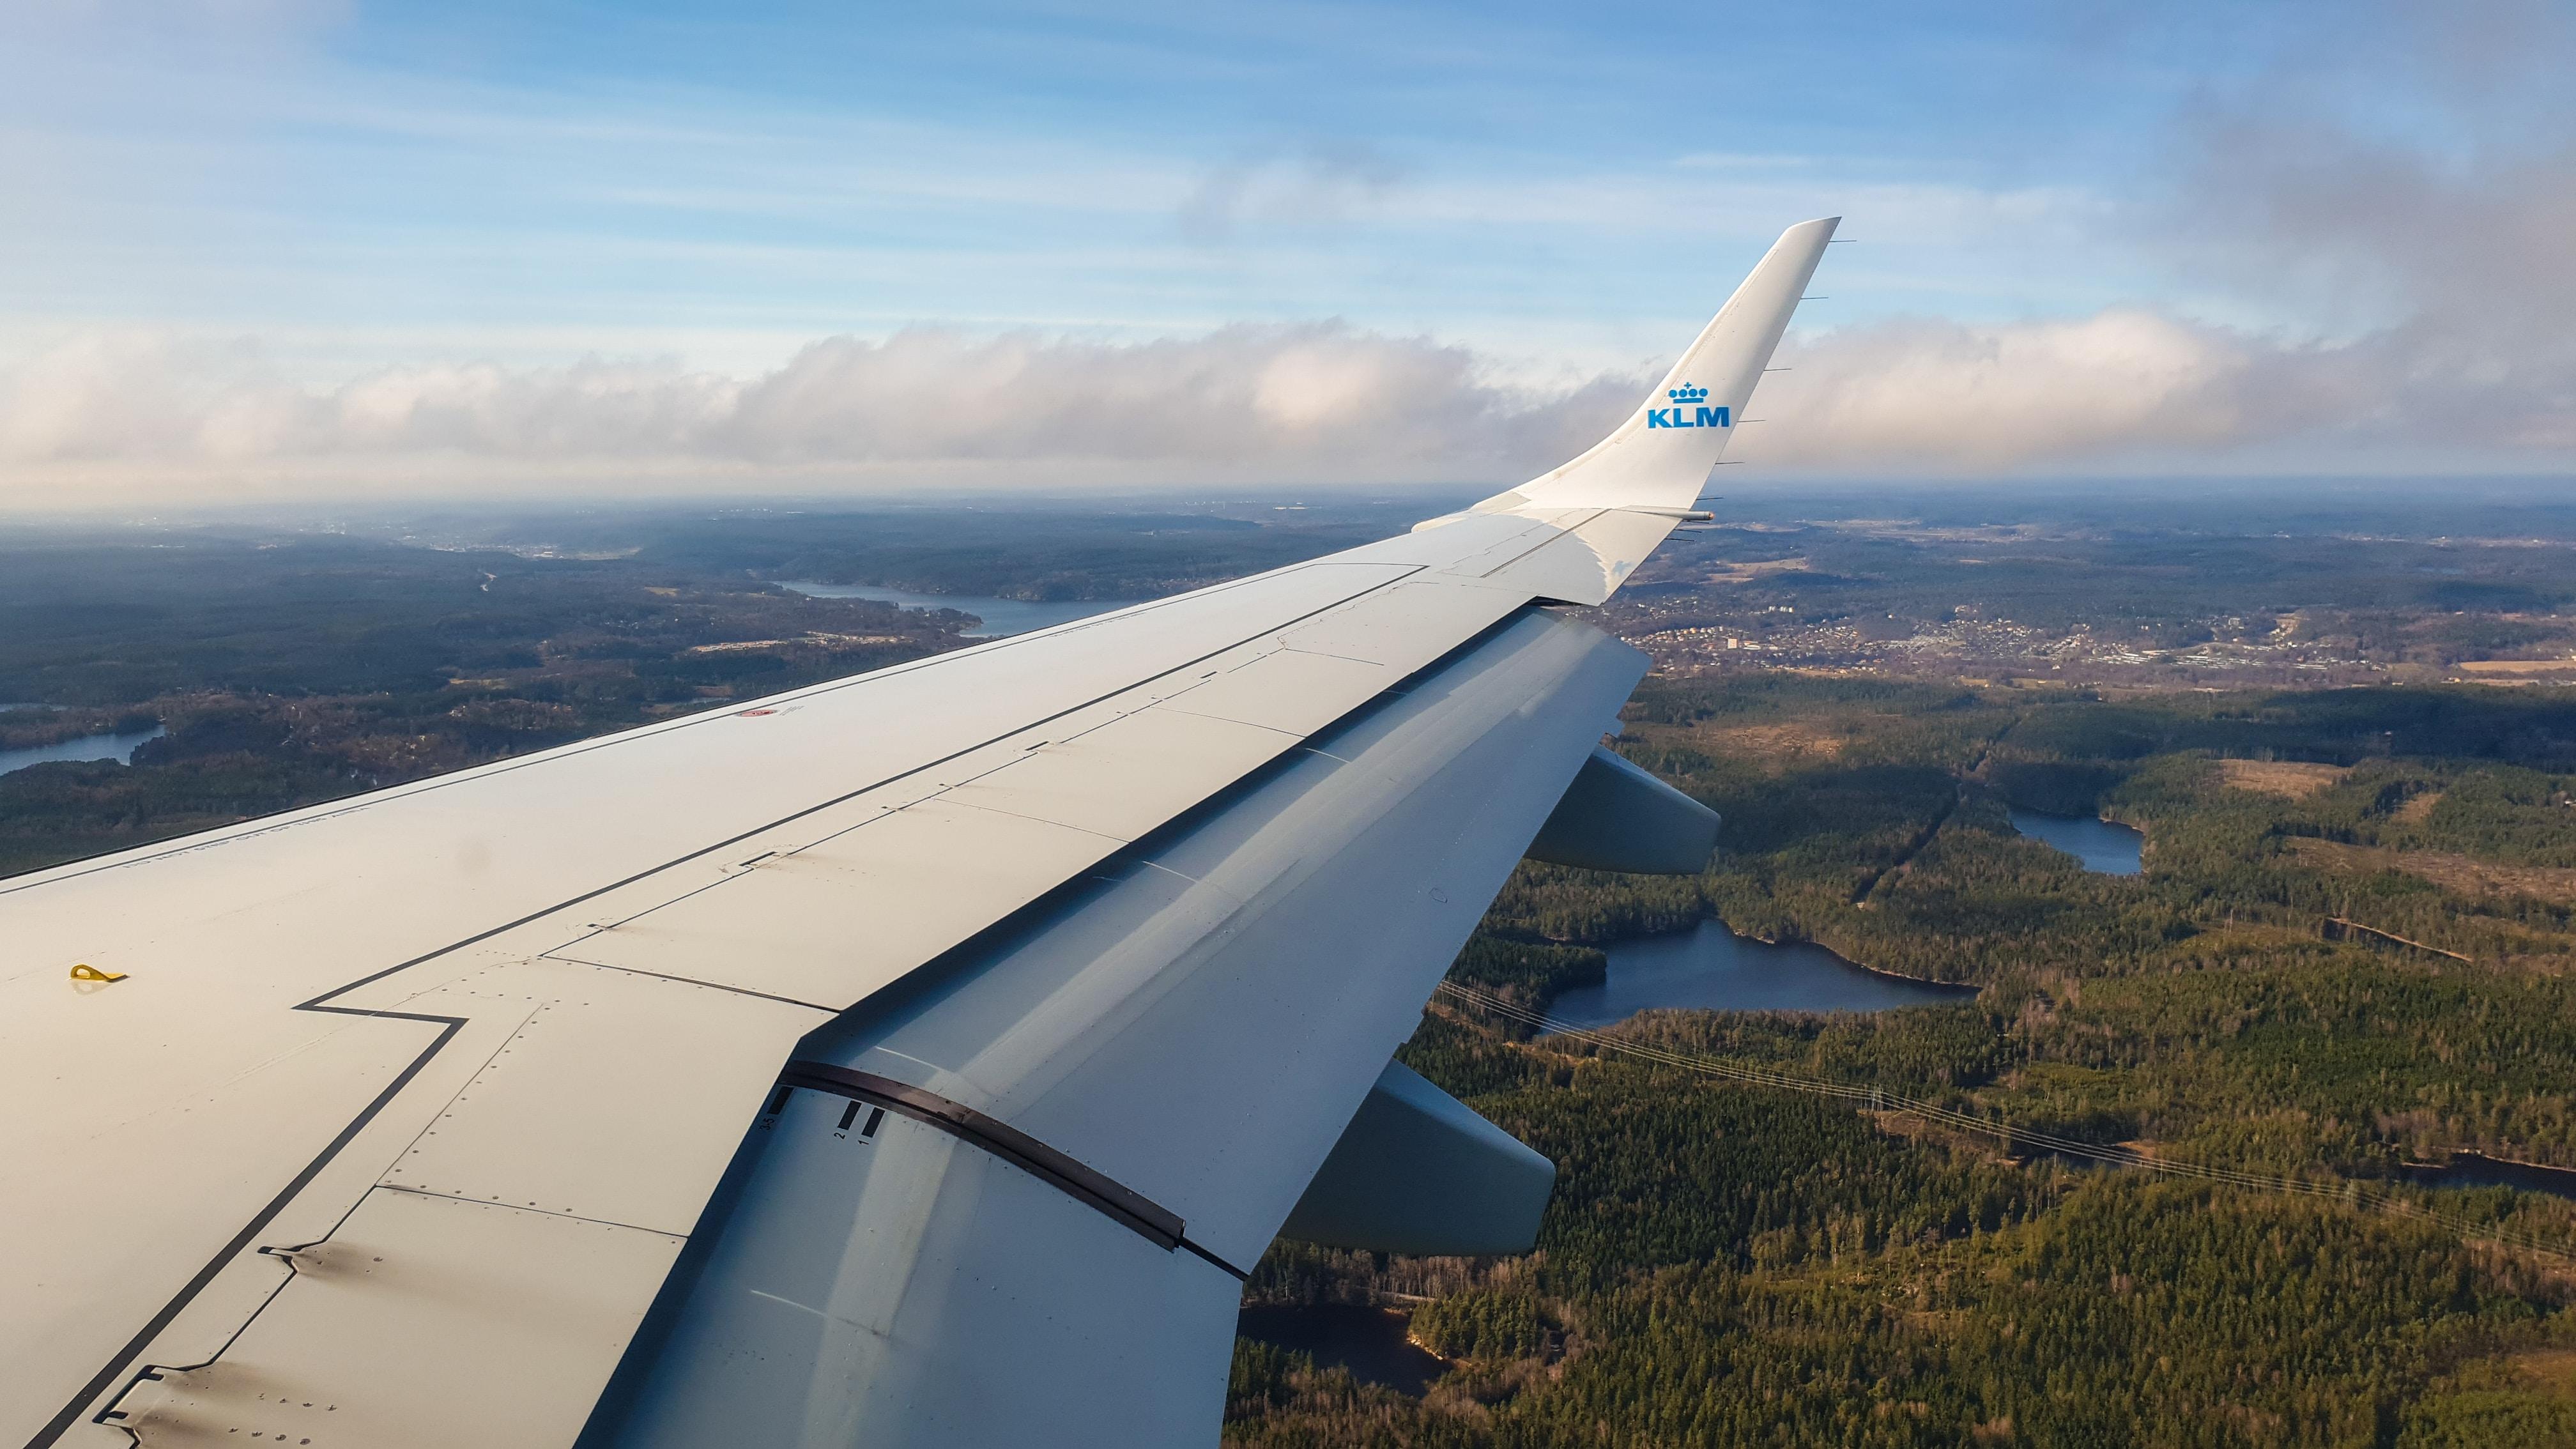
[15,476,2576,549]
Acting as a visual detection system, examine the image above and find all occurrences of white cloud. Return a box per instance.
[8,298,2572,508]
[1733,0,2576,479]
[0,325,1645,502]
[1177,139,1411,243]
[1758,308,2576,475]
[1754,312,2253,471]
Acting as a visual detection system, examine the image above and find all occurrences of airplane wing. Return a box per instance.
[1,217,1836,1449]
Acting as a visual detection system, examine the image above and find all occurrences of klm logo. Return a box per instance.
[1646,383,1729,430]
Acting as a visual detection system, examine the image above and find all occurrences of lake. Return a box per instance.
[1236,1303,1446,1395]
[773,582,1136,638]
[2402,1151,2576,1202]
[1546,919,1977,1029]
[2007,807,2145,876]
[0,725,165,779]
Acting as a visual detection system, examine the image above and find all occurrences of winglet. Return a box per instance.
[1476,216,1837,514]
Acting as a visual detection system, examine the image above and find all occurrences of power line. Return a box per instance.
[1432,979,2572,1262]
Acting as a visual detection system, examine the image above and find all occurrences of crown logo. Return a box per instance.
[1667,383,1708,404]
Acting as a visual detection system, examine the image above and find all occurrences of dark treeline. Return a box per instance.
[618,505,1390,601]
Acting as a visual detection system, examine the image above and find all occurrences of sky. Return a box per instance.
[1,0,2570,507]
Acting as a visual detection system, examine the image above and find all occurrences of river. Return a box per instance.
[2007,807,2145,875]
[1546,919,1977,1029]
[772,582,1137,638]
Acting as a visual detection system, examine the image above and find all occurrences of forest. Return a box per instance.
[1230,672,2576,1448]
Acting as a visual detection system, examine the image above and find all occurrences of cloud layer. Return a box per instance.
[4,1,2572,506]
[0,325,1642,499]
[6,298,2568,507]
[10,3,2565,505]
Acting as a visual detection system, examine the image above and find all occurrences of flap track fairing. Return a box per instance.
[1523,743,1721,875]
[1279,1059,1554,1257]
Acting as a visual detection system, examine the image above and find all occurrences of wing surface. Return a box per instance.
[0,218,1836,1448]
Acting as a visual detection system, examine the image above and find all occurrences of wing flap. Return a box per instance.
[79,961,822,1446]
[1276,572,1528,664]
[544,798,1128,1011]
[376,961,823,1234]
[1149,646,1388,736]
[599,1091,1241,1449]
[937,706,1298,843]
[108,1188,682,1449]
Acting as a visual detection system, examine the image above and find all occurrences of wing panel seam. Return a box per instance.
[1463,511,1605,578]
[31,1013,466,1449]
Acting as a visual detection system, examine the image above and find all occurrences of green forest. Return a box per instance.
[1230,675,2576,1448]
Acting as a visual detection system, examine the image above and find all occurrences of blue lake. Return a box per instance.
[1546,919,1977,1029]
[0,725,165,779]
[774,582,1137,638]
[2007,807,2145,875]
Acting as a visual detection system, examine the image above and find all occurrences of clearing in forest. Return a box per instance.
[2456,659,2576,676]
[2285,836,2576,903]
[1698,721,1848,766]
[2219,759,2350,797]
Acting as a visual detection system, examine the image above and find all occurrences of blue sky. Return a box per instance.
[1,0,2568,500]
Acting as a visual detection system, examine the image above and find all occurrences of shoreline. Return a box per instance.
[1577,914,1982,1001]
[1735,927,1981,998]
